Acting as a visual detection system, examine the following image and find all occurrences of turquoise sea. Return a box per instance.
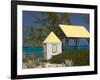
[23,46,89,58]
[23,47,44,58]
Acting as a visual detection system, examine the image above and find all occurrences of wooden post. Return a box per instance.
[62,39,65,51]
[65,38,69,50]
[77,39,80,49]
[86,38,89,46]
[74,39,79,49]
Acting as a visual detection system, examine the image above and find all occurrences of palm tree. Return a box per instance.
[24,12,71,48]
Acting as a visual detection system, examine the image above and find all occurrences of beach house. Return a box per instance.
[59,24,90,49]
[43,32,62,60]
[43,24,90,60]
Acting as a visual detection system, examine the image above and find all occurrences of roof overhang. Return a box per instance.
[59,24,90,38]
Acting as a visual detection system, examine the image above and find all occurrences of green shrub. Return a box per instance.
[49,49,89,66]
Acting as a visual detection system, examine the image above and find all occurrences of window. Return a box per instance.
[52,44,57,53]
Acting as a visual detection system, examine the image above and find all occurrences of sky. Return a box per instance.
[23,11,90,46]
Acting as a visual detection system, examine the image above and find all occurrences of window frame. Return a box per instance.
[52,44,57,53]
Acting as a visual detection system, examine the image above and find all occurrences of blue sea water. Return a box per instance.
[23,47,44,58]
[23,46,89,58]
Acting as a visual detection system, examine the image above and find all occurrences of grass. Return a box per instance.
[49,49,89,66]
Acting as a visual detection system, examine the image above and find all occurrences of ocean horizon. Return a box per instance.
[23,45,89,58]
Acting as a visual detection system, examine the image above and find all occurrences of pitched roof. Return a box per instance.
[43,32,61,43]
[59,24,90,38]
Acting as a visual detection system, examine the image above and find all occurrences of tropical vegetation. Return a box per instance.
[23,12,71,47]
[49,49,89,66]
